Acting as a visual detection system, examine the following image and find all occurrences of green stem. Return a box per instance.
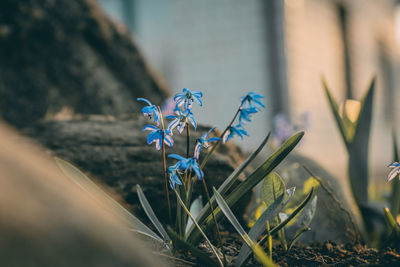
[200,106,242,169]
[158,106,172,226]
[186,125,190,158]
[201,177,227,265]
[162,136,172,226]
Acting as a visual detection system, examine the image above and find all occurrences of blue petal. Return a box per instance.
[207,137,220,142]
[169,154,186,161]
[188,115,197,130]
[137,98,152,106]
[194,143,202,160]
[164,134,174,147]
[143,125,159,132]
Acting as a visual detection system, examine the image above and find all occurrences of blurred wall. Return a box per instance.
[284,0,400,195]
[98,0,400,197]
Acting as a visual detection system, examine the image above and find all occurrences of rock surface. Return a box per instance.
[0,0,168,128]
[26,115,247,224]
[277,153,359,244]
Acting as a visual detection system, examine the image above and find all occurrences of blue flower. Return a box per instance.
[168,154,204,180]
[143,125,173,150]
[240,92,265,110]
[238,107,258,124]
[167,164,183,189]
[166,108,197,134]
[137,98,161,126]
[174,88,203,110]
[222,124,249,144]
[194,128,220,160]
[387,162,400,182]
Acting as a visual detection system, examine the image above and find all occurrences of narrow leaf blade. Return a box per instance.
[55,157,162,243]
[288,227,311,251]
[167,227,219,267]
[235,188,295,267]
[185,133,270,238]
[214,188,277,267]
[137,184,171,244]
[175,191,224,267]
[185,196,203,234]
[214,187,247,236]
[187,132,304,244]
[323,79,349,147]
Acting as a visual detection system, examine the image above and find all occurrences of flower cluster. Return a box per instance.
[138,98,172,150]
[139,88,221,189]
[222,92,264,144]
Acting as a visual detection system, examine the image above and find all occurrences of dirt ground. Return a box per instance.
[173,233,400,266]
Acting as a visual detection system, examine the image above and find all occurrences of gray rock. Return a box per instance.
[26,115,247,224]
[0,0,169,128]
[277,153,359,244]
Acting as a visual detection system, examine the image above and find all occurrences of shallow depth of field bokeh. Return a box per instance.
[99,0,400,202]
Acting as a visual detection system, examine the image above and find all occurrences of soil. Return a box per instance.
[172,233,400,266]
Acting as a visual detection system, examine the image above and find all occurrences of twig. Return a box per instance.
[302,165,361,244]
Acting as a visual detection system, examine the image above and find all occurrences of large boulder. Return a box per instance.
[277,153,359,244]
[0,0,168,128]
[0,121,165,267]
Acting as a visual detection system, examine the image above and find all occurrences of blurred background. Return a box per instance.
[97,0,400,196]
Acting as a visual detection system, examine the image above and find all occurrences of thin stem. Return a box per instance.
[200,106,242,169]
[162,135,173,226]
[303,165,361,244]
[266,220,272,259]
[201,177,227,265]
[186,125,190,158]
[158,106,172,226]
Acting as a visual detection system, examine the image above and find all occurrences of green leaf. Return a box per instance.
[297,196,317,227]
[185,133,270,239]
[259,188,314,246]
[261,172,286,208]
[166,226,219,267]
[391,132,400,216]
[214,187,247,237]
[288,227,310,251]
[185,196,203,234]
[235,188,295,267]
[174,191,224,267]
[347,78,375,206]
[137,184,171,245]
[384,207,400,237]
[54,157,163,244]
[287,196,317,250]
[323,79,349,148]
[214,188,277,267]
[187,132,304,244]
[352,77,375,144]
